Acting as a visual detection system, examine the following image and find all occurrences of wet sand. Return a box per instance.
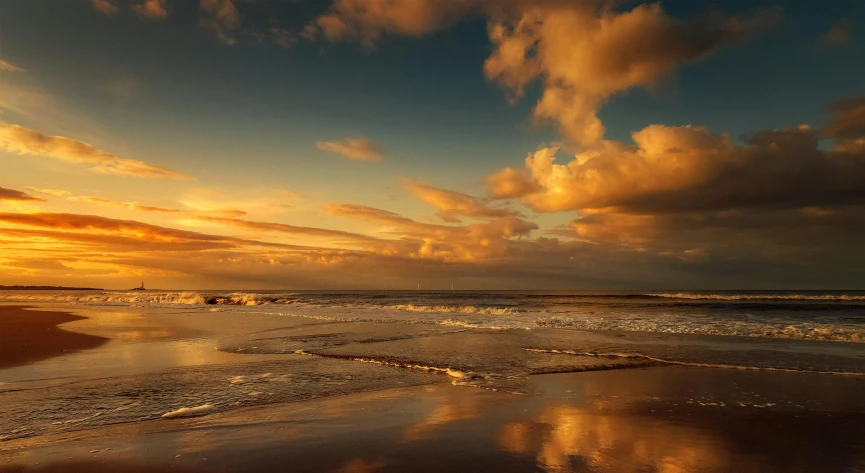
[2,367,865,473]
[1,303,864,472]
[0,306,108,369]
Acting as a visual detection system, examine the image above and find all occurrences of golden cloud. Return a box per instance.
[487,123,865,214]
[307,0,478,47]
[326,203,538,261]
[24,187,71,197]
[0,123,192,180]
[316,137,384,162]
[484,2,781,145]
[309,1,780,146]
[819,20,852,47]
[0,187,45,202]
[67,196,182,213]
[133,0,168,20]
[0,59,26,73]
[200,0,241,45]
[191,215,385,246]
[403,179,520,222]
[823,98,865,140]
[91,0,118,15]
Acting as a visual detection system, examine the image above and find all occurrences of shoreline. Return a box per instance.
[1,301,864,472]
[0,305,108,370]
[2,367,864,472]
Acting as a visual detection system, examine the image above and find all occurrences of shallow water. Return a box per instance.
[2,291,865,444]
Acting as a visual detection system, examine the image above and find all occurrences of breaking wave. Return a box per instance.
[388,304,516,315]
[535,317,865,343]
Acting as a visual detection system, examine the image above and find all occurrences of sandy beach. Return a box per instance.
[2,368,864,472]
[0,306,108,370]
[1,300,864,472]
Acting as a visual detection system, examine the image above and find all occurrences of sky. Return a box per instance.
[1,0,864,290]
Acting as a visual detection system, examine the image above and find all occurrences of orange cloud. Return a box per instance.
[0,187,45,202]
[0,59,26,73]
[823,98,865,140]
[200,0,241,45]
[24,187,71,197]
[326,203,538,261]
[317,137,383,162]
[0,123,192,180]
[269,27,296,49]
[307,0,478,47]
[91,0,118,15]
[487,123,865,214]
[309,1,780,146]
[67,196,182,213]
[483,2,781,145]
[191,215,385,245]
[403,179,520,222]
[132,0,168,20]
[819,20,852,47]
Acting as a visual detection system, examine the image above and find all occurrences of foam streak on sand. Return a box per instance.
[161,404,216,419]
[294,350,485,383]
[524,348,865,376]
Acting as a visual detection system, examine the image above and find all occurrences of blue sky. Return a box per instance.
[1,0,864,289]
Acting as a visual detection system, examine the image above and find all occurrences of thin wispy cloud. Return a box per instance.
[819,20,852,47]
[316,137,383,162]
[0,187,45,202]
[0,123,192,180]
[0,59,26,73]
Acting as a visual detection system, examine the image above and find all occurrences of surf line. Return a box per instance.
[524,348,865,376]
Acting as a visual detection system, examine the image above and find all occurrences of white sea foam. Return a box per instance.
[534,317,865,343]
[228,373,291,384]
[524,348,865,376]
[389,304,516,315]
[161,404,216,419]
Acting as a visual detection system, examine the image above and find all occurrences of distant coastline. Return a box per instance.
[0,285,103,291]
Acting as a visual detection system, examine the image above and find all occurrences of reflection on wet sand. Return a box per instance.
[334,457,387,473]
[500,406,736,473]
[402,386,483,441]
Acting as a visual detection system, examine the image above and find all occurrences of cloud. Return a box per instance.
[67,196,181,213]
[306,0,479,47]
[317,137,384,162]
[403,179,520,222]
[24,187,71,197]
[132,0,168,20]
[483,2,781,145]
[819,20,852,47]
[822,97,865,140]
[0,59,26,73]
[0,187,45,202]
[191,215,385,246]
[269,27,297,49]
[91,0,118,15]
[200,0,241,45]
[326,203,538,261]
[487,123,865,214]
[0,123,192,180]
[179,187,296,216]
[308,1,780,146]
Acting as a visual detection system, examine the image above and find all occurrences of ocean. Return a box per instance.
[2,289,864,442]
[3,289,864,342]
